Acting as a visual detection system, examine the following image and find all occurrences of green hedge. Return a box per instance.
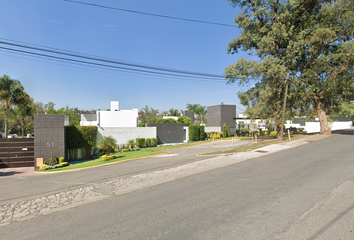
[151,138,158,147]
[146,138,152,147]
[136,138,146,148]
[66,126,98,149]
[189,125,205,141]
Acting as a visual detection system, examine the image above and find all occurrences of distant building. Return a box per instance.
[206,104,236,133]
[80,101,138,127]
[182,110,194,124]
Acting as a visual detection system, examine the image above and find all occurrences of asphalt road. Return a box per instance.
[0,139,251,205]
[1,132,354,239]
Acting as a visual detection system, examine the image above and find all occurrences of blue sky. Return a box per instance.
[0,0,251,114]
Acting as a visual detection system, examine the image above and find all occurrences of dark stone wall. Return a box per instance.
[207,105,236,133]
[146,123,188,144]
[34,114,69,167]
[183,110,194,125]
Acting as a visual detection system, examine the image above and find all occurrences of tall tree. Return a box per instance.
[225,0,354,135]
[197,105,207,125]
[12,98,35,137]
[139,105,159,121]
[168,108,180,117]
[0,74,30,138]
[186,103,200,124]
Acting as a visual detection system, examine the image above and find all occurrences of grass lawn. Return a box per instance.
[37,148,169,172]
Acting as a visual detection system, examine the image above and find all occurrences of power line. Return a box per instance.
[63,0,236,28]
[0,40,225,79]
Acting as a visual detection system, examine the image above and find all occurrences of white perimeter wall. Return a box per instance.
[205,126,222,133]
[97,127,157,146]
[285,121,352,133]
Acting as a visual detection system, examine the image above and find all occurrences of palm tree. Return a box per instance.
[98,136,117,155]
[197,105,207,125]
[127,139,135,150]
[186,103,200,124]
[0,75,30,138]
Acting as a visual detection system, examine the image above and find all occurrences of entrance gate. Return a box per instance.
[0,138,34,168]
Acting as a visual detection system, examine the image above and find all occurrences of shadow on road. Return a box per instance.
[332,129,354,135]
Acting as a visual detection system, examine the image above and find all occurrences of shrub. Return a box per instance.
[60,162,68,167]
[270,131,278,136]
[127,139,135,149]
[96,152,104,156]
[177,116,191,125]
[98,136,117,154]
[48,153,58,166]
[39,164,48,171]
[54,164,62,168]
[199,126,205,141]
[136,138,146,148]
[189,125,200,141]
[223,123,229,138]
[122,149,129,152]
[146,138,152,147]
[114,149,120,152]
[59,157,65,163]
[102,154,116,161]
[138,122,146,127]
[230,134,235,137]
[151,138,158,147]
[43,165,55,170]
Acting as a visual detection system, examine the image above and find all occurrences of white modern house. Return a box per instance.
[235,113,267,131]
[80,101,156,147]
[285,116,352,133]
[80,101,138,127]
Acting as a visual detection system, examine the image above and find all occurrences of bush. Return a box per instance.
[102,154,116,161]
[39,164,47,171]
[136,138,146,148]
[54,164,62,168]
[270,131,278,136]
[127,139,135,149]
[60,162,68,167]
[43,165,55,170]
[199,126,205,141]
[151,138,158,147]
[230,134,235,137]
[48,153,58,166]
[59,157,65,163]
[122,149,129,152]
[223,123,229,138]
[138,122,146,127]
[146,138,152,147]
[177,116,191,125]
[114,149,120,152]
[96,152,104,156]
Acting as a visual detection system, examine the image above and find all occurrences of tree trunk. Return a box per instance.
[4,108,8,138]
[315,100,331,135]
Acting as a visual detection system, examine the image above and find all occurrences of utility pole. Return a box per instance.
[280,73,290,139]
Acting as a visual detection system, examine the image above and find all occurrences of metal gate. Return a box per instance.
[0,138,34,168]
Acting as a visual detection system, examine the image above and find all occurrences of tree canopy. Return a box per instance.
[225,0,354,135]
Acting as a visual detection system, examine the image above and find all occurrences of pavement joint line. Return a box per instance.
[0,134,332,227]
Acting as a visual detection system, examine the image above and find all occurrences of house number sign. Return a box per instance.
[46,142,54,147]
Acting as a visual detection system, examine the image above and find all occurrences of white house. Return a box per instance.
[285,116,352,133]
[80,101,138,127]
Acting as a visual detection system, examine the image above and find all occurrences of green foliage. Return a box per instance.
[0,74,30,137]
[66,126,98,149]
[151,138,158,147]
[136,138,146,148]
[240,128,249,137]
[102,154,116,161]
[98,136,117,154]
[96,152,103,156]
[188,125,205,141]
[225,0,354,135]
[270,131,278,136]
[127,139,135,149]
[186,104,207,124]
[146,138,152,147]
[48,153,58,166]
[59,157,65,163]
[139,105,159,122]
[59,162,68,167]
[138,122,146,127]
[177,116,191,125]
[168,108,180,116]
[199,126,205,140]
[223,123,229,138]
